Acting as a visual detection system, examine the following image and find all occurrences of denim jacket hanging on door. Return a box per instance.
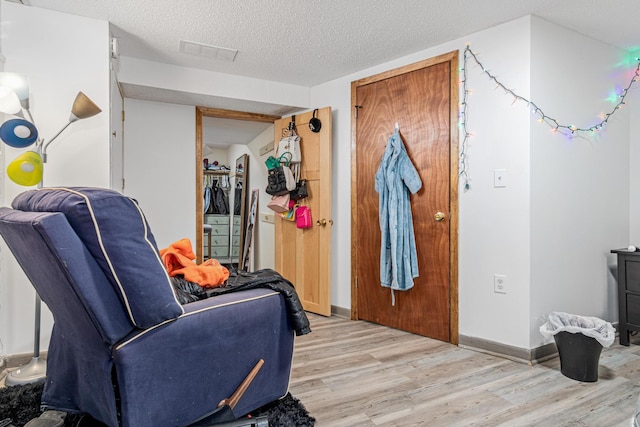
[375,128,422,305]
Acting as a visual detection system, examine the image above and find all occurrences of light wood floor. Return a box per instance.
[289,313,640,427]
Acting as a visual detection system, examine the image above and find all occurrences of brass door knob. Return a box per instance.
[316,218,334,227]
[434,212,446,222]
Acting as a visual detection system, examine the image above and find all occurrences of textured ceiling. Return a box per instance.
[23,0,640,87]
[18,0,640,147]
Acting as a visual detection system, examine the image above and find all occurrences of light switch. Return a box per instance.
[494,169,506,188]
[259,142,274,156]
[260,213,274,223]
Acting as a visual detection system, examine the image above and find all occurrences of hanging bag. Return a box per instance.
[266,152,296,195]
[277,151,296,191]
[265,155,280,170]
[277,135,301,163]
[290,179,309,201]
[280,202,298,221]
[277,151,292,165]
[267,193,290,213]
[295,205,312,229]
[266,167,289,195]
[283,165,296,191]
[276,116,302,163]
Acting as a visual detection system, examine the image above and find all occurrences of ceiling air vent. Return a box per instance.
[179,40,238,62]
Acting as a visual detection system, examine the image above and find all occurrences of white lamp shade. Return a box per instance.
[0,72,30,109]
[0,87,22,115]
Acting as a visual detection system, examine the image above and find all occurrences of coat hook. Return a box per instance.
[395,122,399,130]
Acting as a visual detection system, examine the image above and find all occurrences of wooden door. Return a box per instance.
[275,107,332,316]
[351,52,458,343]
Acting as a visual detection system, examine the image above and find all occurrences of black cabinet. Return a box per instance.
[612,249,640,346]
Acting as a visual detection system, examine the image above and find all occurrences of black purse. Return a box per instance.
[266,166,290,196]
[290,179,308,201]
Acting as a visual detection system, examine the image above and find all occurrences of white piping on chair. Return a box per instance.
[280,329,296,400]
[129,199,185,312]
[114,291,280,351]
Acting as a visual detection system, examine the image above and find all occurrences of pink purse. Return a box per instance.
[295,205,312,229]
[267,194,290,213]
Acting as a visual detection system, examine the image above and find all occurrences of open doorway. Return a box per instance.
[195,107,279,266]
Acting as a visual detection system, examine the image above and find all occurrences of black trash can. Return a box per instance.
[553,331,603,382]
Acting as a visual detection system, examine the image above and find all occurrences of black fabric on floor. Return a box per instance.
[0,382,315,427]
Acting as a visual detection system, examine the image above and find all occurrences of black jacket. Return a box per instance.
[171,268,311,336]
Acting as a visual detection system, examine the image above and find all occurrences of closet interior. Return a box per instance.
[202,153,249,268]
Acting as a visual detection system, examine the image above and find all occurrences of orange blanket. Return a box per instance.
[159,238,229,288]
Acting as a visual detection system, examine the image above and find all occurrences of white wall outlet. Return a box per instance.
[494,274,507,294]
[494,169,507,188]
[260,213,275,223]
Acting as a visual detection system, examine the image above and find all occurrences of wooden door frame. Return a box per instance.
[350,50,460,345]
[195,107,280,264]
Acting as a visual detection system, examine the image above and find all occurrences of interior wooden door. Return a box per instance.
[274,107,332,316]
[352,52,458,342]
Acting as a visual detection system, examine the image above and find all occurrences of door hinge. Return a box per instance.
[355,276,358,288]
[354,105,362,119]
[121,110,125,122]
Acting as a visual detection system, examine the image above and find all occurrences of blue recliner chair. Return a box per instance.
[0,187,297,427]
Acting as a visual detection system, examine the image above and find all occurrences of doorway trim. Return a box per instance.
[195,107,280,263]
[350,50,460,344]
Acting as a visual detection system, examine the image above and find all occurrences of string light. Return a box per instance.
[459,46,640,191]
[459,50,472,191]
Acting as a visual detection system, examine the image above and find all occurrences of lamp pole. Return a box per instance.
[5,138,47,385]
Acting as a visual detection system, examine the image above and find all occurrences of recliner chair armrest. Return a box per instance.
[112,288,295,427]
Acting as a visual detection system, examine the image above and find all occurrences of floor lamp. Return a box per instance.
[0,76,101,385]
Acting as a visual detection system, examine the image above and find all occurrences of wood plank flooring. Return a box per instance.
[289,313,640,426]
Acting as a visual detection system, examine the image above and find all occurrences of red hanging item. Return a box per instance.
[295,206,312,229]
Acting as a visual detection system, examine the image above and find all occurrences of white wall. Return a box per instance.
[123,98,196,249]
[119,57,311,110]
[310,17,534,347]
[247,126,276,270]
[630,76,640,244]
[203,148,228,167]
[529,17,629,347]
[456,21,533,349]
[310,16,631,349]
[0,1,111,356]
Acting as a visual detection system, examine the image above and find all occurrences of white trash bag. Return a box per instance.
[539,311,615,348]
